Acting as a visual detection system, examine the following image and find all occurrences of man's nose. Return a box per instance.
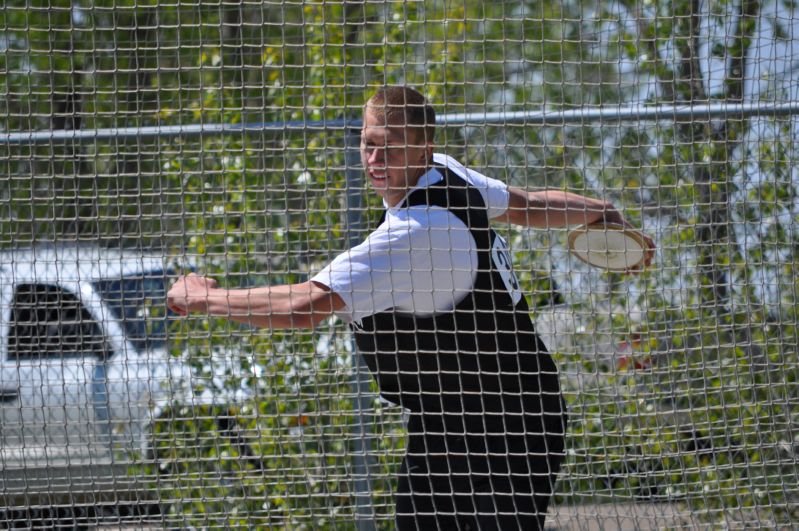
[367,147,384,165]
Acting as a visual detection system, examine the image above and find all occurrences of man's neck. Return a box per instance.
[385,161,434,207]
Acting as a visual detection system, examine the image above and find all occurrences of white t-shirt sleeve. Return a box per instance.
[432,153,509,219]
[311,207,478,323]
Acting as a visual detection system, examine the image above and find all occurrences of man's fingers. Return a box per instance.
[644,238,655,267]
[622,233,655,275]
[166,291,188,315]
[167,276,192,316]
[180,272,217,289]
[168,302,188,316]
[166,273,216,315]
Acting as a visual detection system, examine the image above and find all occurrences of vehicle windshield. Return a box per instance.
[93,271,174,352]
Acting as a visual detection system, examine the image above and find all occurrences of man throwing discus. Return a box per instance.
[167,86,654,529]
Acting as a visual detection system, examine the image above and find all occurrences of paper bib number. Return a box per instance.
[491,234,522,305]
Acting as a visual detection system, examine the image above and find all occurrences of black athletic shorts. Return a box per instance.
[395,411,567,530]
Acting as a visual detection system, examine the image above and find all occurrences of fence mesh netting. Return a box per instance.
[1,1,798,529]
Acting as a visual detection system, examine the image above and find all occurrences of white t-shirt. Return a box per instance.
[311,153,510,323]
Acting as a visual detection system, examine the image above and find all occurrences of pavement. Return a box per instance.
[546,503,697,530]
[546,502,795,530]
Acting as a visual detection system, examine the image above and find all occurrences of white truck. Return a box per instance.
[0,245,193,521]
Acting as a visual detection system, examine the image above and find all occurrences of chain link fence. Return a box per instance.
[1,1,798,528]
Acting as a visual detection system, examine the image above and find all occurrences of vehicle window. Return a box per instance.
[7,284,108,360]
[93,271,172,351]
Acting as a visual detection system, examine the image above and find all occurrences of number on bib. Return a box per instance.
[491,234,522,305]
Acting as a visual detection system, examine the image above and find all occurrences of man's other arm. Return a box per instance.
[167,274,346,329]
[496,187,628,229]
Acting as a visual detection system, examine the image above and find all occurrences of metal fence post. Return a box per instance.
[345,125,377,530]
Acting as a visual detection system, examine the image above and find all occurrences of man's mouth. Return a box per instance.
[369,169,387,181]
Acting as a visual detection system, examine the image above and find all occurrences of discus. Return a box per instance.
[567,222,649,271]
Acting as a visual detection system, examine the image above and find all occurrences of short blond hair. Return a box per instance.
[365,86,436,144]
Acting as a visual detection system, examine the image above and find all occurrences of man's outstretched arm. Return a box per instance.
[496,187,655,268]
[497,187,630,229]
[167,274,345,329]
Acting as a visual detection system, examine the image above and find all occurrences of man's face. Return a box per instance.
[360,107,432,207]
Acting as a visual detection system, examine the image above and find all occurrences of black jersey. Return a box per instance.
[352,165,563,432]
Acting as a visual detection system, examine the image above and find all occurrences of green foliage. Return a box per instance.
[3,0,799,527]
